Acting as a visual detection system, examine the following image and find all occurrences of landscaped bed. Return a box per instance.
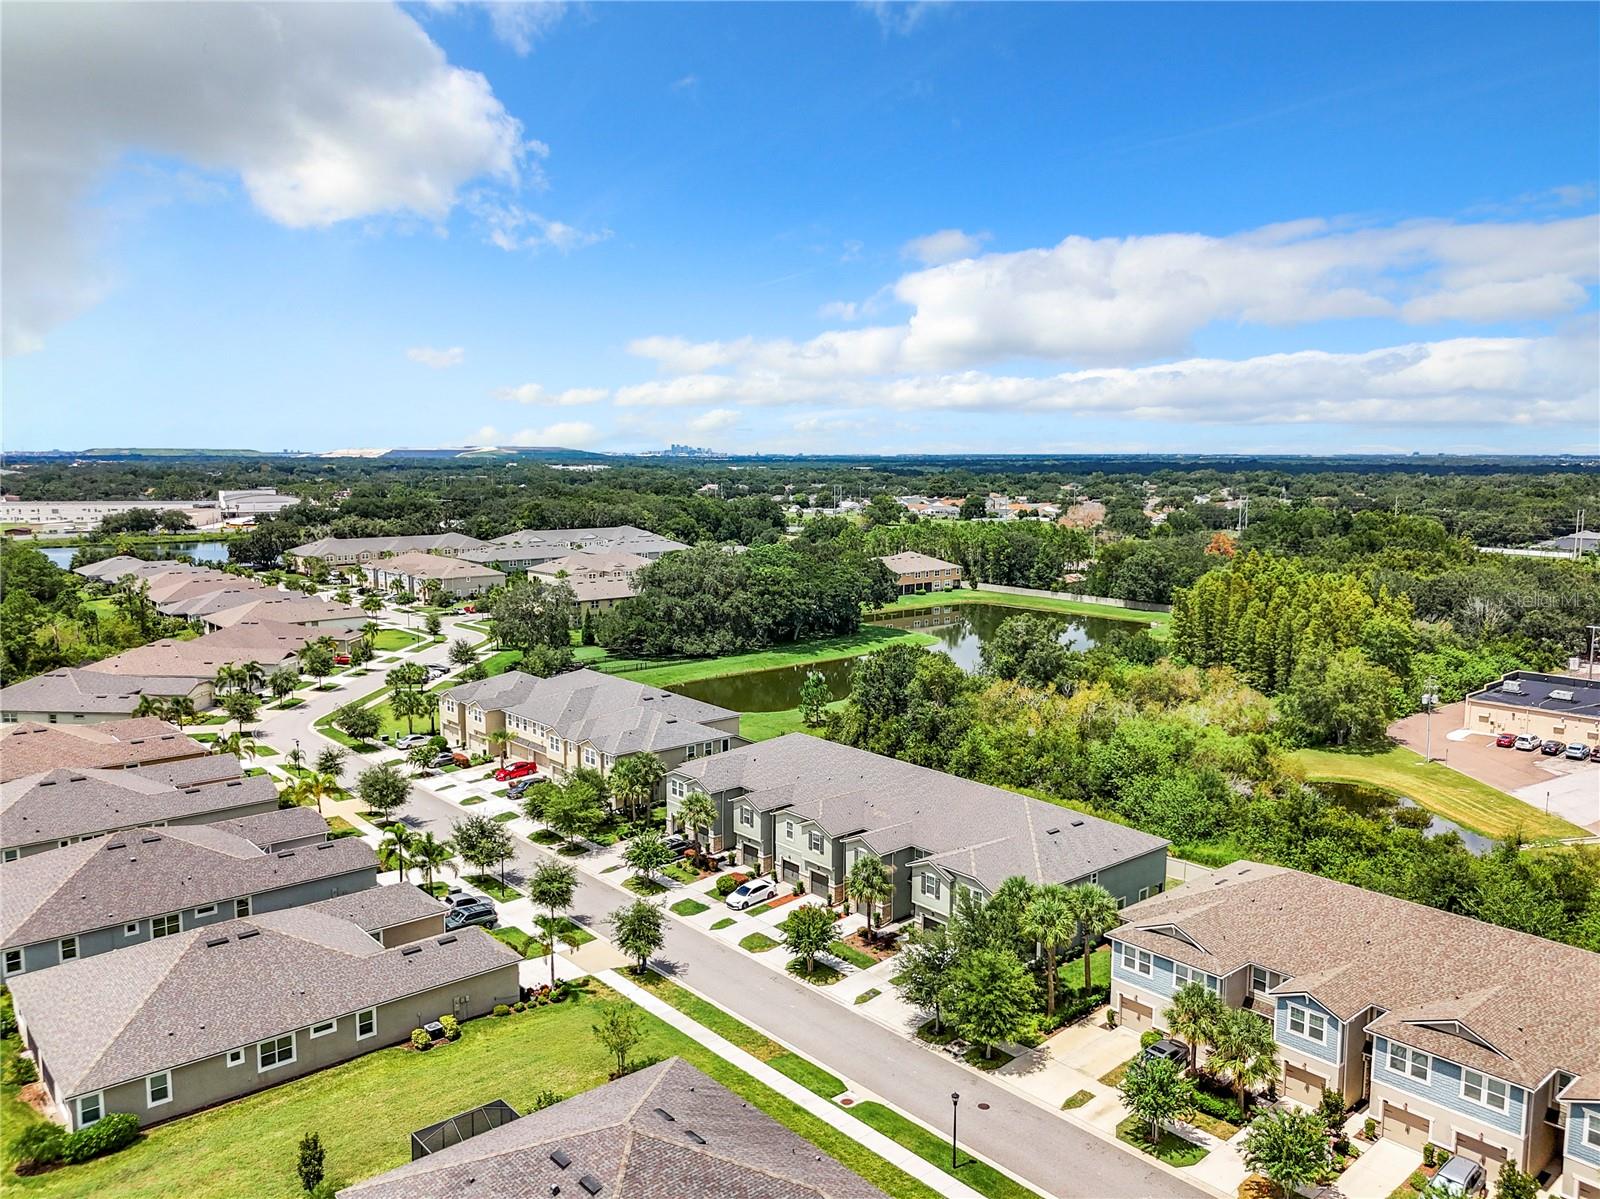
[463,873,521,901]
[1114,1114,1209,1167]
[738,932,779,953]
[670,897,710,917]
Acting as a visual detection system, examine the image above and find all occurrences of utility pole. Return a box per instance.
[1588,625,1599,681]
[1422,677,1439,762]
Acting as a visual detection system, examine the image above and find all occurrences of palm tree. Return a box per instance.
[238,737,261,766]
[410,832,457,892]
[1209,1007,1281,1114]
[608,753,665,820]
[1022,883,1077,1017]
[486,729,511,767]
[422,578,444,607]
[846,855,894,944]
[295,771,336,815]
[1165,981,1226,1073]
[285,746,306,774]
[165,696,197,728]
[677,791,718,857]
[214,662,243,696]
[361,620,381,643]
[360,594,384,617]
[1062,882,1120,994]
[214,731,242,759]
[314,746,347,786]
[378,824,417,883]
[239,660,266,695]
[132,693,165,719]
[268,666,298,701]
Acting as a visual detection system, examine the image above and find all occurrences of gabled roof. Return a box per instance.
[0,719,206,783]
[447,668,737,756]
[338,1057,890,1199]
[79,621,314,678]
[306,882,446,932]
[0,667,204,715]
[204,596,365,627]
[365,551,505,580]
[683,736,1166,891]
[288,533,488,558]
[876,550,959,573]
[529,550,651,576]
[0,825,375,948]
[0,767,276,850]
[73,557,214,583]
[7,909,518,1099]
[210,805,331,850]
[1113,861,1600,1088]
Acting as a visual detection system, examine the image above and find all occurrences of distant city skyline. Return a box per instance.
[2,2,1596,454]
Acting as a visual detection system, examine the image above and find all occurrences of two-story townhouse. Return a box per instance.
[1,762,279,860]
[0,718,208,783]
[284,534,490,571]
[1563,1079,1600,1199]
[0,668,213,727]
[665,735,1168,917]
[457,526,687,574]
[440,669,742,799]
[9,906,520,1130]
[362,552,506,599]
[1108,862,1600,1186]
[0,819,377,978]
[875,551,962,595]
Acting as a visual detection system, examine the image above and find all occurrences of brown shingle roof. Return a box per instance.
[1114,861,1600,1088]
[0,719,206,782]
[338,1057,891,1199]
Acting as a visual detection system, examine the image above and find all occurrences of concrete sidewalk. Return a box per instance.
[603,968,996,1199]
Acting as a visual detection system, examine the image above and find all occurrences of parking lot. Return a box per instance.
[1391,703,1600,834]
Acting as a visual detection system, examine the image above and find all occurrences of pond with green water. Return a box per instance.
[1317,780,1496,854]
[668,602,1122,713]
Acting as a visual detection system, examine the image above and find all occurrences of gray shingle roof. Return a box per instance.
[0,668,204,715]
[0,825,376,948]
[0,767,277,850]
[79,621,314,678]
[306,882,446,932]
[682,735,1167,891]
[288,533,489,558]
[73,557,215,583]
[447,668,738,757]
[338,1057,890,1199]
[1113,861,1600,1089]
[877,550,959,573]
[364,552,505,581]
[210,805,331,849]
[7,909,520,1100]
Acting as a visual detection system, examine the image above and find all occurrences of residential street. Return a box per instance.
[247,613,1206,1199]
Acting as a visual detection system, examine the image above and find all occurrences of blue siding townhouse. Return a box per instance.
[1109,861,1600,1195]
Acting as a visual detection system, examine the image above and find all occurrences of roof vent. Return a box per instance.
[184,787,201,794]
[549,1149,572,1169]
[401,945,422,956]
[276,850,295,858]
[225,780,242,788]
[1045,828,1060,836]
[205,936,229,948]
[653,1107,675,1122]
[685,1130,706,1145]
[436,935,458,946]
[1502,679,1525,694]
[140,834,161,843]
[107,840,127,851]
[38,779,56,787]
[238,928,261,939]
[578,1176,603,1196]
[1070,819,1085,827]
[67,775,87,783]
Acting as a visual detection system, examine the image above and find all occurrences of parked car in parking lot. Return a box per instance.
[395,734,431,750]
[725,878,778,910]
[1541,740,1566,756]
[444,900,498,931]
[494,761,539,783]
[1566,743,1592,761]
[1141,1037,1190,1066]
[1513,734,1539,751]
[1430,1154,1486,1197]
[1494,732,1517,748]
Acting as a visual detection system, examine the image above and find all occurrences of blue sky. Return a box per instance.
[3,1,1596,454]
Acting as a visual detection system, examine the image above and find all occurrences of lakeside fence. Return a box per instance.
[972,582,1173,614]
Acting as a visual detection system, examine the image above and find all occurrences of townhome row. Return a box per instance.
[285,524,686,574]
[439,667,744,796]
[664,733,1169,921]
[1109,862,1600,1197]
[0,717,209,782]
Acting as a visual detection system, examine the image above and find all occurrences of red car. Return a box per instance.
[1494,732,1517,748]
[493,761,538,783]
[334,653,351,666]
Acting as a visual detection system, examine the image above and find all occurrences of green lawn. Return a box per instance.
[827,938,877,969]
[1291,744,1586,840]
[491,811,517,823]
[370,628,423,651]
[787,958,845,985]
[1114,1115,1209,1167]
[623,876,668,896]
[739,705,840,743]
[709,917,735,930]
[488,926,551,958]
[849,1101,1044,1199]
[670,897,710,916]
[1058,945,1111,995]
[590,625,940,688]
[739,932,779,953]
[463,873,521,901]
[534,915,596,948]
[872,587,1170,631]
[854,988,881,1005]
[1061,1090,1093,1110]
[0,985,940,1199]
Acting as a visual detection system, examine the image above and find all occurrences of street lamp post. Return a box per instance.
[1587,625,1600,681]
[1421,677,1439,763]
[950,1092,960,1170]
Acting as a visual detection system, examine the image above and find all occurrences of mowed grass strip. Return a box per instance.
[0,984,937,1199]
[1292,744,1586,840]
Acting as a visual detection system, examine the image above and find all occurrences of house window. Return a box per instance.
[124,922,140,937]
[785,820,794,840]
[1117,943,1153,977]
[357,1008,376,1040]
[2,948,22,976]
[194,904,217,919]
[226,1048,244,1068]
[1249,965,1286,993]
[1587,1112,1600,1151]
[2,848,17,863]
[1286,1004,1328,1044]
[59,937,78,961]
[258,1033,297,1071]
[668,778,685,799]
[152,913,181,938]
[235,897,251,918]
[808,831,823,853]
[309,1019,337,1039]
[75,1093,103,1127]
[739,807,753,828]
[920,873,940,897]
[583,748,597,767]
[146,1071,172,1107]
[1461,1069,1509,1113]
[1088,871,1099,885]
[1172,963,1218,994]
[1387,1043,1430,1083]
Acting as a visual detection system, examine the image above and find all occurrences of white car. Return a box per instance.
[725,878,779,910]
[394,734,431,750]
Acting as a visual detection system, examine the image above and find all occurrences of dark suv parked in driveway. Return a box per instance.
[445,901,498,931]
[1141,1037,1189,1066]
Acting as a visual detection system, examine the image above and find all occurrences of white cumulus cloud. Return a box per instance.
[470,421,600,447]
[407,345,466,368]
[492,383,608,406]
[2,1,531,355]
[901,228,989,266]
[688,408,741,434]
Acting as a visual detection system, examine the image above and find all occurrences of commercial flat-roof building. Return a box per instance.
[1463,671,1600,749]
